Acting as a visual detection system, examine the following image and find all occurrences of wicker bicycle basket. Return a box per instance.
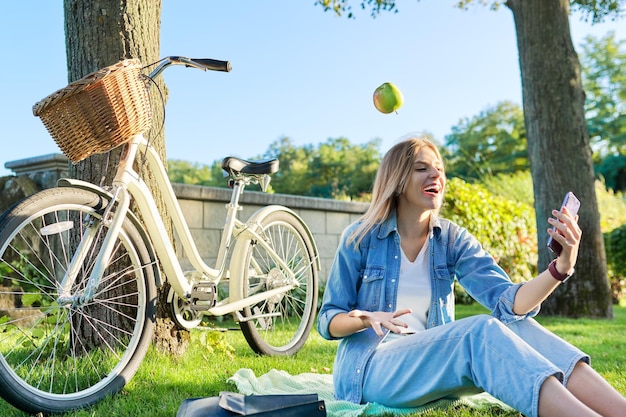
[32,59,153,163]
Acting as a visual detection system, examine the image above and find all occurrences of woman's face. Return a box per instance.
[398,146,446,213]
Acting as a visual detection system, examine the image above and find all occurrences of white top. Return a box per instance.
[395,238,432,333]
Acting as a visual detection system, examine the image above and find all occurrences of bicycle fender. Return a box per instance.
[57,178,162,287]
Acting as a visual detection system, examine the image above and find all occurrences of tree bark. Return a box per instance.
[63,0,189,353]
[506,0,612,317]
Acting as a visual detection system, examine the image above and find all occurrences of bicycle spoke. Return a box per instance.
[0,189,155,414]
[237,210,318,355]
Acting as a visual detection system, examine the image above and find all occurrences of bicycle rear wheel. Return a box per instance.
[0,187,156,415]
[233,208,318,356]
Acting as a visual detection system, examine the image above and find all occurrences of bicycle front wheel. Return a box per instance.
[233,208,318,356]
[0,187,156,415]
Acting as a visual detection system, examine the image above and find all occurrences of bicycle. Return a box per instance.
[0,56,320,415]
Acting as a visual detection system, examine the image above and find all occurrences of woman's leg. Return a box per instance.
[538,376,601,417]
[507,318,626,416]
[506,318,589,385]
[361,315,561,417]
[566,361,626,417]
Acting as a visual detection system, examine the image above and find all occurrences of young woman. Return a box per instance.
[317,136,626,417]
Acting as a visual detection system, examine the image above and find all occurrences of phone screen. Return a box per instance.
[547,191,581,255]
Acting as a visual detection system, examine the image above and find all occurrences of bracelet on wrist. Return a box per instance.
[548,259,573,283]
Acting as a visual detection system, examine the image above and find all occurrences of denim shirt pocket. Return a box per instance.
[357,266,385,311]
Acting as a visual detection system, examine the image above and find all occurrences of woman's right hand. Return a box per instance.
[348,309,412,337]
[547,205,581,275]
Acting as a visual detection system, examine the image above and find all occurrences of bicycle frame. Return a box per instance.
[59,133,299,316]
[0,56,321,416]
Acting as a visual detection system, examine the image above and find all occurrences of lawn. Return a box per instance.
[0,304,624,417]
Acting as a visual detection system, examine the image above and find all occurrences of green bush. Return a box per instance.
[595,182,626,303]
[595,181,626,233]
[480,170,535,207]
[441,177,538,283]
[605,224,626,302]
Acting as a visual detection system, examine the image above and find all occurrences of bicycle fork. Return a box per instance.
[57,186,132,306]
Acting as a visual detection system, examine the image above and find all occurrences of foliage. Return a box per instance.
[314,0,397,18]
[606,224,626,302]
[437,33,626,194]
[596,155,626,192]
[441,177,538,282]
[167,159,226,188]
[570,0,626,23]
[595,180,626,232]
[480,170,534,207]
[315,0,625,22]
[581,31,626,191]
[456,1,626,23]
[259,137,315,196]
[599,184,626,302]
[168,137,382,200]
[443,101,528,181]
[263,136,381,200]
[439,32,626,189]
[197,329,236,360]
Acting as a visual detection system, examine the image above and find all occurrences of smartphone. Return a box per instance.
[547,191,581,255]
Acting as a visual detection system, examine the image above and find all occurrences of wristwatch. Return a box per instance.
[548,259,574,283]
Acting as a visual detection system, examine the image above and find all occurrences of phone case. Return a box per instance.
[547,191,581,255]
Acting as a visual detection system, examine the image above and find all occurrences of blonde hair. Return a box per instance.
[348,135,444,247]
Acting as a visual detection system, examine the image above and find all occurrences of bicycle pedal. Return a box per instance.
[189,282,217,311]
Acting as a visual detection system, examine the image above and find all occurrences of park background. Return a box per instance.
[0,2,626,416]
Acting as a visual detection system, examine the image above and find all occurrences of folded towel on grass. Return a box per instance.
[227,368,513,417]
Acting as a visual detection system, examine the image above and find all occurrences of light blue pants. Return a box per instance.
[361,314,589,417]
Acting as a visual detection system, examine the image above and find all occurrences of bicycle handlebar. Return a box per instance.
[146,55,232,80]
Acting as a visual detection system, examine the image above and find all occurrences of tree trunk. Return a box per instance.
[63,0,190,353]
[506,0,612,317]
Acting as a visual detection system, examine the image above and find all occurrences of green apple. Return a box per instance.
[373,82,404,114]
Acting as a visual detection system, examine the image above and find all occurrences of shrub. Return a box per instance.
[605,225,626,303]
[441,177,538,283]
[480,170,534,207]
[595,180,626,233]
[596,182,626,303]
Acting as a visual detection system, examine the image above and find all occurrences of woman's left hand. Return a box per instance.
[347,309,411,337]
[547,206,582,274]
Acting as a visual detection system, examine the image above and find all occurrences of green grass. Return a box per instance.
[0,304,624,417]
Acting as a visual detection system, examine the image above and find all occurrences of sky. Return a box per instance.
[1,1,624,177]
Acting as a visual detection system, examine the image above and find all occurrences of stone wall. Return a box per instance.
[172,183,367,283]
[3,154,369,284]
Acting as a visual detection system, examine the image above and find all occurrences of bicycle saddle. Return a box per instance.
[222,157,279,175]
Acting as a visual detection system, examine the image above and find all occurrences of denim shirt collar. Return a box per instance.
[376,210,441,240]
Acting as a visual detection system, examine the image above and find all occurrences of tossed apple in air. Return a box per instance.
[373,82,404,114]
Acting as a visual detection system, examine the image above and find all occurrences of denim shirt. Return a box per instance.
[317,211,538,404]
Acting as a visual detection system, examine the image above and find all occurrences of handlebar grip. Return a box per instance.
[194,58,232,72]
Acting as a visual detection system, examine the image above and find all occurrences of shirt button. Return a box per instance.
[356,368,360,374]
[391,279,396,283]
[394,255,398,259]
[388,304,392,309]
